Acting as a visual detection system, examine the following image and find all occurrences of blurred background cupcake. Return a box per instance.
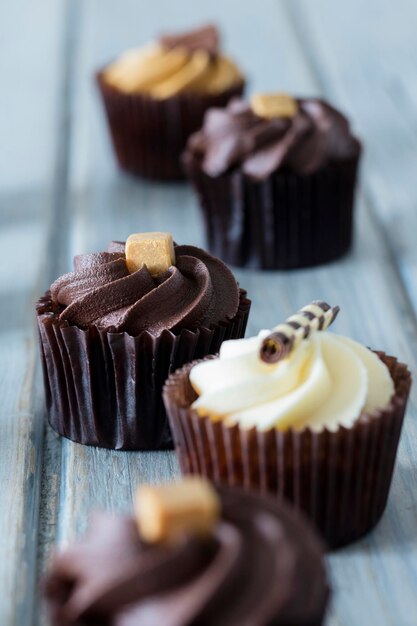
[164,301,411,548]
[44,478,329,625]
[184,93,361,269]
[96,24,245,181]
[36,232,251,451]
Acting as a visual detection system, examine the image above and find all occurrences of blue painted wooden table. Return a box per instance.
[1,1,417,624]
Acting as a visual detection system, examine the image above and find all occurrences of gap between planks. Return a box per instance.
[34,1,82,624]
[284,0,417,345]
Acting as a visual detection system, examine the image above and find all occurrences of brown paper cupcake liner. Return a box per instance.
[96,72,245,181]
[36,291,250,451]
[185,157,360,269]
[163,351,411,548]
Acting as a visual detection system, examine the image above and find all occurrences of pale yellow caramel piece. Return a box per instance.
[125,232,175,276]
[135,477,220,543]
[251,93,298,119]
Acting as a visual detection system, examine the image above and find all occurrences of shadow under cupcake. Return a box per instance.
[164,301,411,549]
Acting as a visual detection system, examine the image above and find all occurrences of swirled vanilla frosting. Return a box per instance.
[48,241,240,336]
[190,312,394,432]
[103,24,243,99]
[43,487,328,626]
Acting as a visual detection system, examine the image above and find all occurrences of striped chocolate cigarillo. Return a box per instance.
[260,301,340,364]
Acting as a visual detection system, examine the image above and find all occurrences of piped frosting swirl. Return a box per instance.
[184,95,361,180]
[103,24,243,99]
[49,242,240,336]
[43,487,328,626]
[190,304,394,432]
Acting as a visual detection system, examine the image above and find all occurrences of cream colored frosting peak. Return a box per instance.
[103,43,242,99]
[190,326,394,433]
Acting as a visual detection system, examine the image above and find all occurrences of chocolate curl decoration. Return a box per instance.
[159,24,219,57]
[260,301,340,364]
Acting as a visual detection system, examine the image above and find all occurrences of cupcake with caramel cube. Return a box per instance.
[97,24,245,180]
[36,232,250,450]
[164,301,411,548]
[44,477,329,625]
[183,93,361,269]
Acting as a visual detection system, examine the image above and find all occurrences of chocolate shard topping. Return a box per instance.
[159,24,219,57]
[260,301,340,364]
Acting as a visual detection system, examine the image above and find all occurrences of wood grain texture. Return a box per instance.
[284,2,417,623]
[287,0,417,320]
[2,0,417,624]
[0,0,67,623]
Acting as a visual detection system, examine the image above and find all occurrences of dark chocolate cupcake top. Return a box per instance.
[48,241,240,335]
[44,486,329,626]
[184,94,361,180]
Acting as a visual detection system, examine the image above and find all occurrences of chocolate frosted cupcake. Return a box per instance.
[36,233,250,450]
[97,24,245,180]
[44,477,329,625]
[164,301,411,548]
[183,94,361,269]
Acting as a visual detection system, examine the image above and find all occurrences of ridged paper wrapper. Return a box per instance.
[185,157,360,269]
[36,291,251,451]
[163,351,411,548]
[97,72,245,181]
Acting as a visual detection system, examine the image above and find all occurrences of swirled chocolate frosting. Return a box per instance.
[44,487,329,626]
[49,242,239,335]
[184,97,361,180]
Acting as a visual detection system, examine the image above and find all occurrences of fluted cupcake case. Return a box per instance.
[185,157,359,269]
[37,291,250,451]
[163,352,411,549]
[96,74,245,181]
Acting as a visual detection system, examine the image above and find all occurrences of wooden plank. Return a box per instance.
[286,0,417,317]
[36,1,417,625]
[283,1,417,624]
[35,3,83,624]
[55,0,321,551]
[0,1,68,624]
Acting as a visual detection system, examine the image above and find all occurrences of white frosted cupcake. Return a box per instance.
[164,301,411,548]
